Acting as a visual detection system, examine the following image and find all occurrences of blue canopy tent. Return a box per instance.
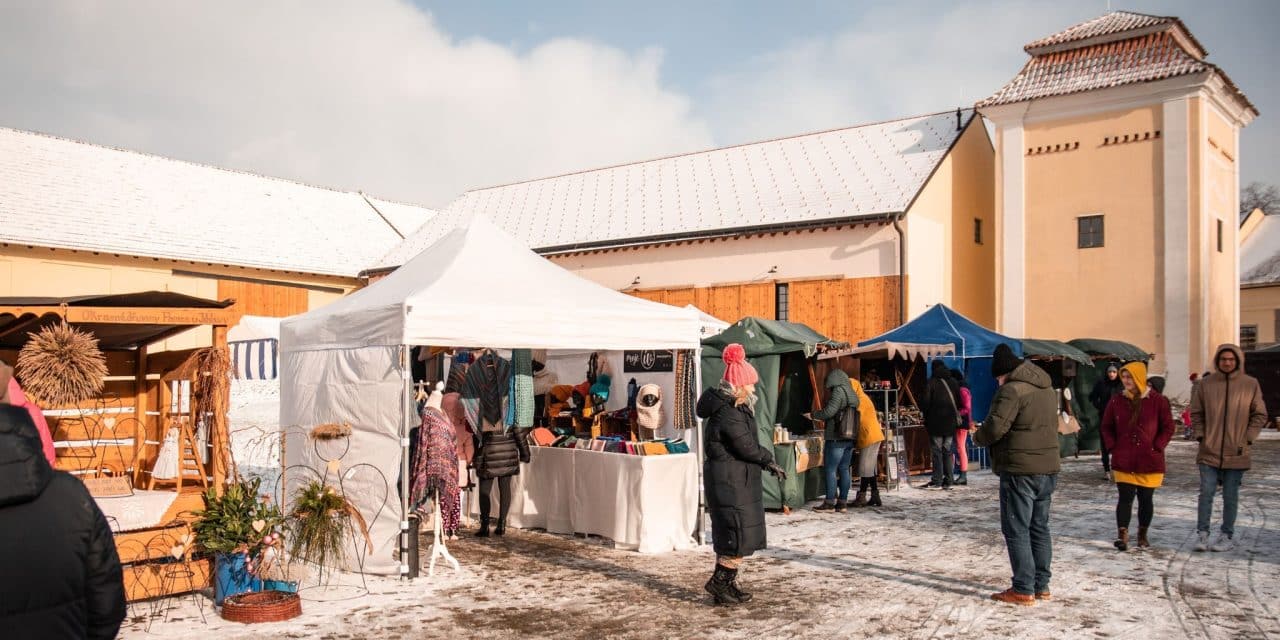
[857,304,1020,422]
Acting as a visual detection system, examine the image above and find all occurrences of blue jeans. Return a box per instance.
[1197,464,1245,536]
[824,440,855,501]
[999,473,1056,595]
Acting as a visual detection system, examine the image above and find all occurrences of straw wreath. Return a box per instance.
[17,323,108,407]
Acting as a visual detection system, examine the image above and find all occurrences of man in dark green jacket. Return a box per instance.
[974,343,1060,607]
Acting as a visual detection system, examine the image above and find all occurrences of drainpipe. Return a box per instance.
[893,210,906,324]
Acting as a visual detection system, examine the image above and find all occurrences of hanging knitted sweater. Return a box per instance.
[410,407,461,535]
[461,351,510,432]
[511,349,535,428]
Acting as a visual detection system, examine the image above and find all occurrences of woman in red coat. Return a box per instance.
[1100,362,1176,551]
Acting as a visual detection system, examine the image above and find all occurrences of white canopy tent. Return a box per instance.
[279,216,704,575]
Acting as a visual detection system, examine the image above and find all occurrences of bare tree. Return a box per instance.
[1241,181,1279,220]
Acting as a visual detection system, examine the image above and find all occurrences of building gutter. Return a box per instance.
[892,210,906,324]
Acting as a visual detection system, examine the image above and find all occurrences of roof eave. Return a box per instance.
[363,212,901,276]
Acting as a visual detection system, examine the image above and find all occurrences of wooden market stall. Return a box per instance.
[0,292,240,601]
[817,341,956,480]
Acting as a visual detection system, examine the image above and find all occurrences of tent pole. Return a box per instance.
[693,346,705,546]
[399,344,412,581]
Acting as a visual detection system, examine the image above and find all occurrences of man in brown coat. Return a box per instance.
[1190,344,1268,552]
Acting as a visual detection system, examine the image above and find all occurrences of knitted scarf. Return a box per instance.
[511,349,535,428]
[461,351,510,430]
[410,407,461,534]
[674,350,697,430]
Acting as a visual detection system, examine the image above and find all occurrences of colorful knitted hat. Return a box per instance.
[721,344,758,387]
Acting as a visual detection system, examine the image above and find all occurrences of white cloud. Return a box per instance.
[702,2,1083,144]
[0,1,713,207]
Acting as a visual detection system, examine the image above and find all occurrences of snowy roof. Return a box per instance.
[1242,213,1280,286]
[0,127,435,278]
[374,110,976,270]
[980,12,1254,114]
[1024,11,1204,56]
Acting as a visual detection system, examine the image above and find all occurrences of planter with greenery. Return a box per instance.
[193,477,283,604]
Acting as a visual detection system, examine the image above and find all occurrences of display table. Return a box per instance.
[471,447,698,553]
[767,437,826,510]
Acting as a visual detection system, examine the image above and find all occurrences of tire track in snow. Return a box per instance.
[1224,499,1270,640]
[1242,496,1279,635]
[1161,529,1207,640]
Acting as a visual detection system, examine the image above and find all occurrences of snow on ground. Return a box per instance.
[226,379,281,490]
[127,430,1280,639]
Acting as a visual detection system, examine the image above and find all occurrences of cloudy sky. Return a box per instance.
[1,1,1275,208]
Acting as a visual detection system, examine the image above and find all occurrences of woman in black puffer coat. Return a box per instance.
[697,344,786,606]
[474,429,530,537]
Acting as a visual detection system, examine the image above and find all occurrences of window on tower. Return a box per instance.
[1077,215,1104,249]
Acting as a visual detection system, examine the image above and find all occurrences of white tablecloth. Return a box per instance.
[471,447,698,553]
[94,490,179,533]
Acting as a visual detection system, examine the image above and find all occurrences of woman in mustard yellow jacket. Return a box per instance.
[850,379,886,507]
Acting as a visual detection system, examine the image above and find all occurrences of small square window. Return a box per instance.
[974,218,983,245]
[1241,325,1257,351]
[1078,215,1104,249]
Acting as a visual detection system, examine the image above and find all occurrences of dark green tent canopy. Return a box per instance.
[1066,338,1152,362]
[1021,339,1093,366]
[701,317,844,509]
[702,317,848,358]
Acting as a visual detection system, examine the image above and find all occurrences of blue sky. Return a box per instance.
[0,1,1274,207]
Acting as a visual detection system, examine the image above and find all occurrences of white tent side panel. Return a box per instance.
[280,345,408,575]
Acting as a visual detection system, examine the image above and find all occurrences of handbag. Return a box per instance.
[836,405,859,440]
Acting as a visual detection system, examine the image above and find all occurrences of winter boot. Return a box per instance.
[494,518,506,536]
[727,569,752,603]
[868,479,882,507]
[834,500,848,513]
[704,565,741,606]
[813,501,837,512]
[850,490,868,508]
[1137,527,1150,548]
[955,470,968,486]
[476,517,490,538]
[1114,527,1129,551]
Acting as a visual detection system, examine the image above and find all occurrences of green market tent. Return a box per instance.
[702,318,847,509]
[1020,339,1093,366]
[1066,338,1153,451]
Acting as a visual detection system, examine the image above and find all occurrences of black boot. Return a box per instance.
[476,516,490,538]
[868,478,882,507]
[494,518,506,536]
[955,470,968,486]
[704,564,741,605]
[727,568,752,603]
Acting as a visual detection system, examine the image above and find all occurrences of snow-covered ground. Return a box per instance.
[226,379,281,491]
[126,429,1280,639]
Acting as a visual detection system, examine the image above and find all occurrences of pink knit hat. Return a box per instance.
[722,344,758,387]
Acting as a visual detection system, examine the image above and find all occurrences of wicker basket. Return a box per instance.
[221,590,302,624]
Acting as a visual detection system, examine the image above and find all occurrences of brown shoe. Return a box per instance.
[1137,527,1150,548]
[1114,527,1129,551]
[1035,591,1052,601]
[990,589,1036,606]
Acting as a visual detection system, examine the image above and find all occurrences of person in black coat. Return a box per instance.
[696,344,786,606]
[0,405,125,640]
[1089,362,1124,480]
[921,360,961,489]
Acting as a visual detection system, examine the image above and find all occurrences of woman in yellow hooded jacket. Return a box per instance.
[850,379,886,507]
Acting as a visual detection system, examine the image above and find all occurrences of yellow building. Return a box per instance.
[0,127,434,350]
[979,12,1257,398]
[372,110,995,345]
[1240,207,1280,349]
